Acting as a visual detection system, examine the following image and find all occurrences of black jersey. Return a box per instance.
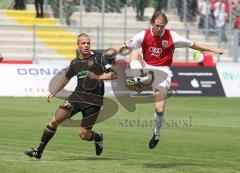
[65,51,112,96]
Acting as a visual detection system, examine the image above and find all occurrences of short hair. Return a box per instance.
[77,33,90,44]
[150,11,168,25]
[77,33,90,39]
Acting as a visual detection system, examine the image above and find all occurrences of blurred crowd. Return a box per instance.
[198,0,239,41]
[12,0,240,38]
[177,0,240,43]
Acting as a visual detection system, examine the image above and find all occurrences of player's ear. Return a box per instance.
[150,18,154,25]
[77,40,79,45]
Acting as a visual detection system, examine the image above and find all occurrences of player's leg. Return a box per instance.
[25,107,71,159]
[80,105,103,156]
[149,73,171,149]
[39,108,70,151]
[149,90,166,149]
[125,51,154,92]
[129,50,146,68]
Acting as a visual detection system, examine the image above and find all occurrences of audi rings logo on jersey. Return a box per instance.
[149,47,162,54]
[149,47,162,57]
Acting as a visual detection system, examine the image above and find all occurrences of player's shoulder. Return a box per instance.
[167,29,178,35]
[87,50,104,62]
[134,30,146,38]
[163,28,172,34]
[168,29,182,39]
[91,50,103,57]
[69,57,78,66]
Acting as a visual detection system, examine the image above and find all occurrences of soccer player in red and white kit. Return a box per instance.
[104,11,224,149]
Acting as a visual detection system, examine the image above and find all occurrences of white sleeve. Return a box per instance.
[124,31,145,50]
[170,31,194,48]
[213,9,219,17]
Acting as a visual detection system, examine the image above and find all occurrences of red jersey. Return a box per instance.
[235,17,240,30]
[125,28,193,66]
[141,28,174,66]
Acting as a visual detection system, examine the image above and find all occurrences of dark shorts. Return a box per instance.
[59,93,102,129]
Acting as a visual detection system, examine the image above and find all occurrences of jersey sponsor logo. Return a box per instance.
[162,40,169,48]
[149,47,162,57]
[77,70,88,78]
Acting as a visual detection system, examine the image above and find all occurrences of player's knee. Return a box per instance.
[79,130,88,140]
[79,133,85,140]
[49,118,59,128]
[155,108,164,116]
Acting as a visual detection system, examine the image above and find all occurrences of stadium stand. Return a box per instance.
[1,9,76,62]
[0,2,236,63]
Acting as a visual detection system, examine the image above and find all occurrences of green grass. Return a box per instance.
[0,97,239,173]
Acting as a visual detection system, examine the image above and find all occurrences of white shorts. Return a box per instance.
[144,64,173,90]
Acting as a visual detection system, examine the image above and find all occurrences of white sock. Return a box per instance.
[154,112,164,140]
[130,60,142,69]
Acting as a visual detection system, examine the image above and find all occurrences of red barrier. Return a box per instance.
[115,53,216,67]
[0,60,33,64]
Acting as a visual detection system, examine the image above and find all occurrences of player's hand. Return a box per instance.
[103,49,116,57]
[212,48,224,55]
[47,94,54,103]
[88,72,100,80]
[0,54,3,62]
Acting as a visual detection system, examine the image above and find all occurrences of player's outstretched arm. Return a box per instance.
[47,75,71,103]
[0,53,3,62]
[190,42,224,55]
[103,44,128,57]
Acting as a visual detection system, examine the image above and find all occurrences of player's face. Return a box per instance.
[152,16,166,36]
[78,36,91,57]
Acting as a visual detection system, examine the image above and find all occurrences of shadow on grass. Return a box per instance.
[46,155,125,161]
[144,162,202,169]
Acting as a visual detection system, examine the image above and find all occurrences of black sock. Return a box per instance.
[37,125,56,153]
[87,131,101,142]
[94,133,101,142]
[87,131,95,141]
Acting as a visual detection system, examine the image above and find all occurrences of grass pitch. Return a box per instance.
[0,97,239,173]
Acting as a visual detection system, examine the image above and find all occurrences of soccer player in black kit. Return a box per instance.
[25,33,117,159]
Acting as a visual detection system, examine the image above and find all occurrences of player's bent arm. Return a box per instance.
[47,75,71,102]
[88,71,117,80]
[52,75,71,96]
[190,42,224,55]
[99,71,117,80]
[104,44,127,57]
